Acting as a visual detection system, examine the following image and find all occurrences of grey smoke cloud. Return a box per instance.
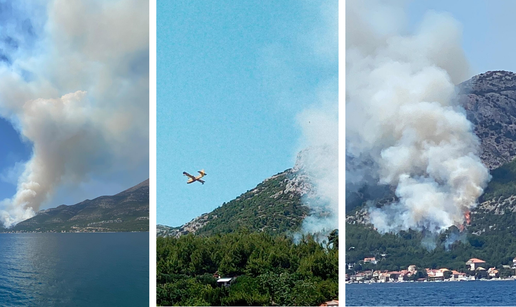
[0,0,148,227]
[346,0,490,233]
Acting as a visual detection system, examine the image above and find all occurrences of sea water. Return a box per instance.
[0,232,148,306]
[346,280,516,306]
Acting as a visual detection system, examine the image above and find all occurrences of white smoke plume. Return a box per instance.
[293,0,338,238]
[295,85,338,236]
[346,0,490,233]
[0,0,148,227]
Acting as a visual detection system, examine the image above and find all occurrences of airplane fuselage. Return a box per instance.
[183,170,206,185]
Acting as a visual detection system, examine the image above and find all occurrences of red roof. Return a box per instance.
[467,258,486,263]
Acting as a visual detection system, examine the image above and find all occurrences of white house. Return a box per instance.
[217,277,234,287]
[466,258,486,271]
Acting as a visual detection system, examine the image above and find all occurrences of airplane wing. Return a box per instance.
[183,172,195,179]
[197,179,205,184]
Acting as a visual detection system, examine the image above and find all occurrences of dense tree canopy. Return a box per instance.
[481,158,516,201]
[346,223,516,273]
[157,230,338,306]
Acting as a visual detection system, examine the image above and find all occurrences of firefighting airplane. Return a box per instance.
[183,170,207,185]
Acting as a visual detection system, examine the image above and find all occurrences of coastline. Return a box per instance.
[346,276,516,284]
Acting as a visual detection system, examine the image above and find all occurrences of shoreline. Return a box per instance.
[346,277,516,284]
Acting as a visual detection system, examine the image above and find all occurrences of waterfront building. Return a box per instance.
[466,258,486,271]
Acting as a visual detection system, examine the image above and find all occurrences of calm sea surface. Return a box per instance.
[346,280,516,306]
[0,232,148,306]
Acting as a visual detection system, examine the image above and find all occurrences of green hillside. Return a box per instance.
[169,170,310,237]
[346,159,516,271]
[481,158,516,201]
[346,222,516,271]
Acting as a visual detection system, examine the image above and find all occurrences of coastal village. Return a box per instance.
[346,257,516,283]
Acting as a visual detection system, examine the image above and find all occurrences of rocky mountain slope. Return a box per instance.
[459,70,516,170]
[5,179,149,232]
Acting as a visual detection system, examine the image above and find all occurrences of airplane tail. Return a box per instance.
[198,169,206,176]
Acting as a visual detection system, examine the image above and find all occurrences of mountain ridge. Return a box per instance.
[459,70,516,170]
[3,179,149,233]
[158,169,310,237]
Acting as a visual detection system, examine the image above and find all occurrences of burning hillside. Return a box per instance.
[346,0,490,234]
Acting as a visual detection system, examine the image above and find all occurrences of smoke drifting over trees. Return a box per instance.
[346,0,490,233]
[0,0,148,227]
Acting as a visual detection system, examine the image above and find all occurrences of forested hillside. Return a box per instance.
[346,223,516,275]
[480,158,516,201]
[160,170,310,237]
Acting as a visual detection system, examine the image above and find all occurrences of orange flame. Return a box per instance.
[458,210,471,232]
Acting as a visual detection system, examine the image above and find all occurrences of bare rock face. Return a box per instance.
[286,149,316,198]
[476,195,516,215]
[458,70,516,170]
[168,213,212,237]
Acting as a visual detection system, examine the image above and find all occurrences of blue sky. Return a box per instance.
[0,118,31,198]
[157,0,338,226]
